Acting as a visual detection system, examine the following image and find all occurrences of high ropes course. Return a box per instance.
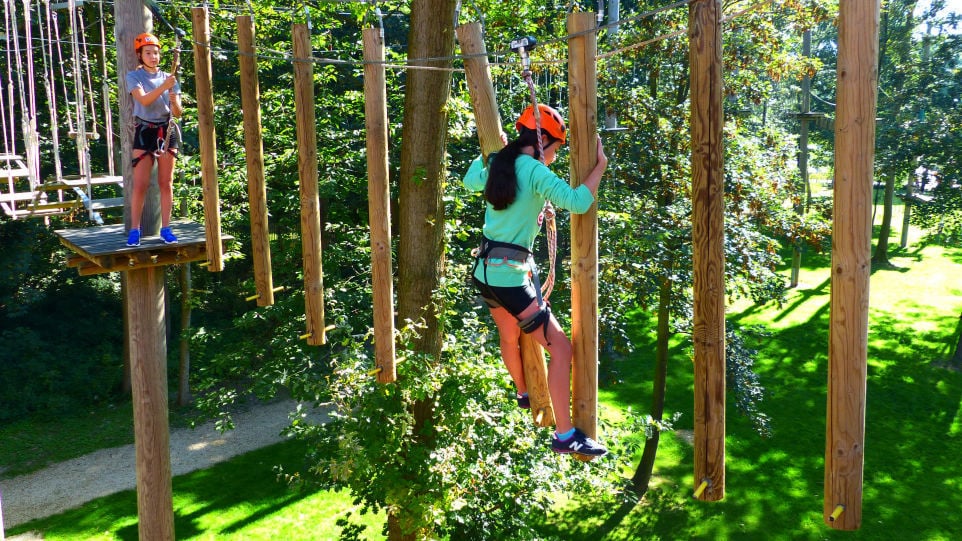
[0,0,878,537]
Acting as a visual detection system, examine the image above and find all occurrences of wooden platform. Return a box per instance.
[55,220,233,275]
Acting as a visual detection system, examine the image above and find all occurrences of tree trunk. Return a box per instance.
[630,269,672,495]
[177,262,192,407]
[872,171,896,266]
[390,0,457,538]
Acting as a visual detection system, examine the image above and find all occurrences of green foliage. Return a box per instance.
[283,299,630,540]
[724,323,772,437]
[0,221,123,422]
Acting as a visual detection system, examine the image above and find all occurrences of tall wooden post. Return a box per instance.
[363,27,396,383]
[567,12,600,450]
[237,16,275,306]
[192,7,223,271]
[455,23,503,159]
[690,0,726,501]
[128,266,174,541]
[825,0,878,530]
[457,22,554,427]
[292,24,326,346]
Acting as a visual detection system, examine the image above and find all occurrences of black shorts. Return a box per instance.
[133,119,180,154]
[472,276,539,317]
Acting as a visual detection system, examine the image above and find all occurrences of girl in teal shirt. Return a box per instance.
[463,104,609,457]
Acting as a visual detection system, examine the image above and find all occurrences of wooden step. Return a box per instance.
[90,197,125,210]
[41,175,124,191]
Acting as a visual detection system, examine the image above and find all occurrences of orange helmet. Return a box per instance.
[134,32,160,52]
[516,104,566,145]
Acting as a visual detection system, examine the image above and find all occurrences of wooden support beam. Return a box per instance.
[237,15,275,307]
[690,0,726,501]
[192,7,224,272]
[363,27,397,382]
[293,23,327,346]
[825,0,879,530]
[127,265,175,541]
[567,12,600,459]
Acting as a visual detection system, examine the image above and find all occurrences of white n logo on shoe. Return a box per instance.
[568,440,584,452]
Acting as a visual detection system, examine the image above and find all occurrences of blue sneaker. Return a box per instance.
[160,227,178,244]
[551,428,608,457]
[126,229,141,247]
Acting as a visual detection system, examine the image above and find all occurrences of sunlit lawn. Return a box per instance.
[6,440,385,540]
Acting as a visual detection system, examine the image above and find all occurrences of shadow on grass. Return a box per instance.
[8,440,317,540]
[557,285,962,539]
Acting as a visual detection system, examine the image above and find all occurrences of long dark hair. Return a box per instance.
[485,127,555,210]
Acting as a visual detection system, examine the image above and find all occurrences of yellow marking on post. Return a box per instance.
[535,409,545,425]
[245,293,260,301]
[198,261,211,268]
[299,332,312,340]
[324,324,336,332]
[829,504,845,522]
[272,286,286,293]
[367,366,383,376]
[694,480,709,498]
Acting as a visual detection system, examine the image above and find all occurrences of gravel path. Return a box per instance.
[0,399,327,534]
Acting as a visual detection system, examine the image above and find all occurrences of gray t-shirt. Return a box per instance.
[125,67,181,123]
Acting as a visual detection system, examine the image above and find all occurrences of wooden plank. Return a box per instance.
[0,168,30,179]
[363,27,396,382]
[0,192,42,203]
[690,0,726,501]
[90,197,126,210]
[825,0,878,530]
[57,221,232,275]
[41,175,124,190]
[27,200,84,212]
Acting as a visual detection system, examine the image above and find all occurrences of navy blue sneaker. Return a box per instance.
[516,393,530,409]
[126,229,141,247]
[160,227,178,244]
[551,428,608,457]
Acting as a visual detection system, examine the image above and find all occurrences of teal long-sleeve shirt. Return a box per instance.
[463,153,594,286]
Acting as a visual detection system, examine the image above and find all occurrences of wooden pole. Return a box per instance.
[292,24,326,346]
[567,12,600,451]
[237,16,275,306]
[192,7,223,272]
[825,0,878,529]
[457,22,553,427]
[127,266,174,541]
[363,27,396,383]
[689,0,726,501]
[455,23,502,160]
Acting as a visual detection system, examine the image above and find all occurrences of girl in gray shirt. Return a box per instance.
[124,32,183,246]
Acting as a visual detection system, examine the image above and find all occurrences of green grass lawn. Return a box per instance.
[6,439,385,540]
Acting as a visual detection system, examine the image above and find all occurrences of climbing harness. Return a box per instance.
[471,236,553,342]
